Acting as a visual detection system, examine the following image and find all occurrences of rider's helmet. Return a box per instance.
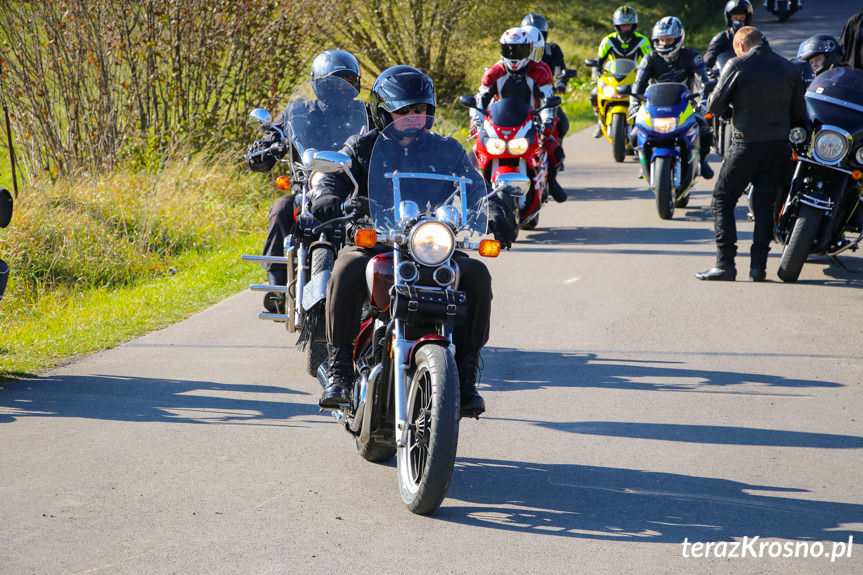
[522,25,546,63]
[651,16,685,61]
[521,13,549,41]
[310,50,362,92]
[724,0,753,32]
[500,27,533,74]
[369,65,436,131]
[613,6,639,42]
[797,34,844,76]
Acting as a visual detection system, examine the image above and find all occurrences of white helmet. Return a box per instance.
[522,25,545,63]
[651,16,685,61]
[500,27,533,73]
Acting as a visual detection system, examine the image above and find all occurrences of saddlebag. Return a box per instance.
[391,284,467,325]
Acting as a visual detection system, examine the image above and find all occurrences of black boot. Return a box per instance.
[700,157,714,180]
[319,344,354,409]
[263,269,286,314]
[547,165,567,203]
[456,349,485,419]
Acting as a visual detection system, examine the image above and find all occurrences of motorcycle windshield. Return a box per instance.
[604,58,637,80]
[645,82,689,107]
[285,77,369,156]
[806,67,863,130]
[488,98,533,128]
[368,117,489,246]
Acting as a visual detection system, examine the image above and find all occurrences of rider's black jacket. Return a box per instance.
[704,29,735,74]
[706,43,807,143]
[543,42,569,93]
[631,47,711,98]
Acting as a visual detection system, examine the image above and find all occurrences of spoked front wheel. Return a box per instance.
[397,344,460,515]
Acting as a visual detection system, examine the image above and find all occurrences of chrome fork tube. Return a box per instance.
[295,244,307,324]
[393,318,410,448]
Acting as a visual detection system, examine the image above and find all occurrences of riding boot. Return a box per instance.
[263,269,287,314]
[456,348,485,418]
[319,344,354,409]
[547,165,567,203]
[700,155,714,180]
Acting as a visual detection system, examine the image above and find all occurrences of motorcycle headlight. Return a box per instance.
[855,147,863,166]
[601,84,618,98]
[486,137,506,155]
[812,129,849,164]
[652,117,678,134]
[508,137,529,155]
[788,127,807,145]
[408,221,455,267]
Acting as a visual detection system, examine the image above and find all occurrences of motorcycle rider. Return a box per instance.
[591,5,651,138]
[630,16,715,180]
[245,49,369,313]
[522,13,574,139]
[704,0,753,74]
[472,27,567,203]
[315,65,515,418]
[797,34,845,77]
[839,12,863,70]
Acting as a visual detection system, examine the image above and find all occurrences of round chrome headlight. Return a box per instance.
[856,146,863,166]
[788,127,807,145]
[408,221,455,266]
[486,137,506,156]
[813,130,848,164]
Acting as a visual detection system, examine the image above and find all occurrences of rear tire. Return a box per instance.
[522,212,539,230]
[777,204,821,282]
[675,194,690,208]
[654,157,674,220]
[306,340,327,378]
[397,345,459,515]
[611,113,626,163]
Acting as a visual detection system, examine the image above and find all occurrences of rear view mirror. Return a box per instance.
[0,188,12,228]
[312,151,352,174]
[249,108,273,126]
[459,95,477,109]
[584,58,598,68]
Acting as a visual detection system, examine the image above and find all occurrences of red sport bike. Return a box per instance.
[460,95,560,239]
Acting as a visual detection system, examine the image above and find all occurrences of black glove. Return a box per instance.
[487,197,515,249]
[246,133,283,173]
[310,194,343,222]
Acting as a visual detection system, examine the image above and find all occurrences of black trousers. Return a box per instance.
[261,194,295,285]
[326,245,493,351]
[711,140,792,269]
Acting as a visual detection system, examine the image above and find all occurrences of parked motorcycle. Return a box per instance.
[633,82,704,219]
[775,67,863,282]
[0,188,12,300]
[459,94,560,238]
[584,57,637,162]
[763,0,801,22]
[315,117,526,514]
[243,76,368,376]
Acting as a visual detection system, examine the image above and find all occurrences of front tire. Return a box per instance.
[653,157,674,220]
[611,113,627,163]
[397,345,460,515]
[777,204,821,282]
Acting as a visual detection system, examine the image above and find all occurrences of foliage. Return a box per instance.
[0,0,337,180]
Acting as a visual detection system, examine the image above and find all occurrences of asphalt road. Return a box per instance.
[2,3,862,574]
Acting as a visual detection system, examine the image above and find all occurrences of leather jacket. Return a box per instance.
[704,29,734,74]
[706,43,807,143]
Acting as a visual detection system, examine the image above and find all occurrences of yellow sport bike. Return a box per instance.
[585,58,638,162]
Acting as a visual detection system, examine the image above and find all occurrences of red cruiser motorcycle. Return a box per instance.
[460,95,560,238]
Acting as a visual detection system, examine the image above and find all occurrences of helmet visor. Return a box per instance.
[331,69,360,91]
[501,43,532,61]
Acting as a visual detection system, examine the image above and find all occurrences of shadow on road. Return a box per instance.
[521,225,713,246]
[438,457,863,543]
[0,374,319,425]
[480,347,844,395]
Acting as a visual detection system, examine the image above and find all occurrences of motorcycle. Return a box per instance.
[243,76,368,376]
[633,82,704,219]
[584,57,638,162]
[0,188,12,300]
[459,94,560,238]
[774,67,863,282]
[707,51,736,158]
[315,116,527,514]
[763,0,801,22]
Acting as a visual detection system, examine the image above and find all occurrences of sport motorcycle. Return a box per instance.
[584,57,637,162]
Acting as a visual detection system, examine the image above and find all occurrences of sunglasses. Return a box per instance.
[392,103,428,115]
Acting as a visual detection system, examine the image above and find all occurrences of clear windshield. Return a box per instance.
[604,58,637,78]
[285,76,369,156]
[367,117,489,247]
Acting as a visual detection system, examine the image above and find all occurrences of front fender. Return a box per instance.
[652,147,680,158]
[408,335,451,366]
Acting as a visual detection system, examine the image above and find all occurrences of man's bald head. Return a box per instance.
[734,26,765,56]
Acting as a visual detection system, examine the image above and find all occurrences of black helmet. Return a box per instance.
[651,16,685,61]
[724,0,753,31]
[613,6,639,42]
[369,65,436,131]
[310,50,362,92]
[521,13,548,41]
[797,34,844,75]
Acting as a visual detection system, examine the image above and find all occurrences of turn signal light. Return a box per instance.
[478,239,501,257]
[354,228,377,247]
[276,176,292,191]
[852,170,863,181]
[704,113,713,120]
[791,150,798,161]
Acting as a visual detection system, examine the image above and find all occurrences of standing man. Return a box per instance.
[695,27,807,282]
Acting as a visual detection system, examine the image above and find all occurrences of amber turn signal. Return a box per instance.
[276,176,292,191]
[791,150,798,161]
[852,170,863,181]
[354,228,378,247]
[478,239,501,257]
[704,113,713,120]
